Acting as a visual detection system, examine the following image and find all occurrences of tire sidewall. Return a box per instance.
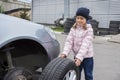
[39,57,79,80]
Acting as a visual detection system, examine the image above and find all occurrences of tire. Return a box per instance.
[90,20,99,29]
[97,28,109,35]
[109,21,120,28]
[64,18,75,33]
[4,67,32,80]
[39,57,79,80]
[109,31,119,35]
[109,24,119,28]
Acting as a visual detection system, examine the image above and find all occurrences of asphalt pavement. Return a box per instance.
[55,32,120,80]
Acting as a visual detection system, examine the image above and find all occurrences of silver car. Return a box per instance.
[0,14,60,80]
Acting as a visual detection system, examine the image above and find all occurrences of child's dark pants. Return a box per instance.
[79,57,94,80]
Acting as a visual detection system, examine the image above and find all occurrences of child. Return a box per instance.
[59,7,94,80]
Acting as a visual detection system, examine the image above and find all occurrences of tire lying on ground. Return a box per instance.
[39,57,79,80]
[4,67,32,80]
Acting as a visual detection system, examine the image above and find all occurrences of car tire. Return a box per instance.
[39,57,79,80]
[4,67,32,80]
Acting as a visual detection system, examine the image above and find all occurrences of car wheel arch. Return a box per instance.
[0,38,48,56]
[0,39,51,79]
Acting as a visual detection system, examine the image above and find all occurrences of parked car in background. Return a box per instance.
[0,14,60,80]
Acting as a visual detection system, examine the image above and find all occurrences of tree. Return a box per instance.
[19,9,30,20]
[0,5,4,13]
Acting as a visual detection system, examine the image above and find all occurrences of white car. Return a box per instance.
[0,14,78,80]
[0,14,60,80]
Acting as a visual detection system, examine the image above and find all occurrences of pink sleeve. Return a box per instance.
[62,28,74,56]
[76,26,93,61]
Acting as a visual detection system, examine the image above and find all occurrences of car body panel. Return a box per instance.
[0,14,60,60]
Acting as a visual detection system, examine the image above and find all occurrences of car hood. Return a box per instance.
[0,14,52,48]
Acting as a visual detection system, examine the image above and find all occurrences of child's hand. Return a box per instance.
[59,54,66,58]
[75,58,81,66]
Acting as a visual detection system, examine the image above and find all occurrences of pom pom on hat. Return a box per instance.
[76,7,90,20]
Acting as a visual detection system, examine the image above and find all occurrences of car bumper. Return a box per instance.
[42,40,60,60]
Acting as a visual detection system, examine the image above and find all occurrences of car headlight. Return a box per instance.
[44,26,57,40]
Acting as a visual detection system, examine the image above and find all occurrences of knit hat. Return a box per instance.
[76,7,90,20]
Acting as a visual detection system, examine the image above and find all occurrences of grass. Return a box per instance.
[50,26,64,32]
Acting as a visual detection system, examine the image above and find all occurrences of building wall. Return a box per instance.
[32,0,64,24]
[0,0,31,11]
[76,0,120,28]
[32,0,120,28]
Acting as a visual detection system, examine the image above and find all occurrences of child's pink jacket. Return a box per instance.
[62,24,94,61]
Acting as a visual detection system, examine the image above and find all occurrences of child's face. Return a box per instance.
[76,16,86,27]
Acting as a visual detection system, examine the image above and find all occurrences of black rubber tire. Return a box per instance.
[64,18,75,33]
[4,67,32,80]
[39,57,79,80]
[109,21,120,28]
